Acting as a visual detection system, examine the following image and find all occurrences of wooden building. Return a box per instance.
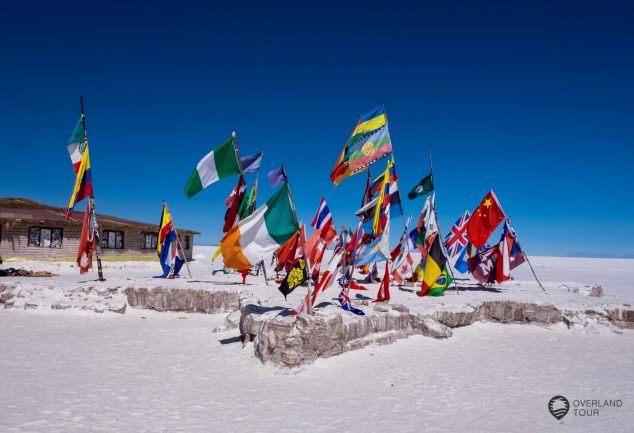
[0,198,199,260]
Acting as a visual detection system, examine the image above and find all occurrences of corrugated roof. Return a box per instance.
[0,198,200,234]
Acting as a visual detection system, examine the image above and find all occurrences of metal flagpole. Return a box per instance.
[281,164,314,315]
[163,200,193,278]
[506,218,546,293]
[255,171,269,286]
[427,146,459,294]
[80,96,105,282]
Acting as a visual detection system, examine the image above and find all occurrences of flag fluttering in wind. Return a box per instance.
[184,137,241,199]
[240,152,263,174]
[443,211,471,257]
[76,201,96,274]
[330,105,391,185]
[223,175,247,232]
[238,178,258,220]
[466,190,505,249]
[278,257,308,299]
[408,173,434,200]
[221,183,299,270]
[158,203,184,279]
[274,229,301,272]
[467,246,498,284]
[267,166,287,188]
[417,234,448,297]
[410,193,438,254]
[67,117,85,174]
[66,145,94,216]
[373,264,391,303]
[311,198,333,231]
[454,242,476,274]
[293,252,343,316]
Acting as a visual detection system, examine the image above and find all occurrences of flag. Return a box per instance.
[275,229,301,272]
[354,233,388,265]
[158,203,184,279]
[497,230,513,283]
[428,267,453,296]
[278,257,308,299]
[67,117,85,174]
[373,264,391,302]
[454,242,475,274]
[338,288,365,315]
[466,190,505,249]
[331,105,389,185]
[411,193,438,253]
[240,152,263,173]
[311,197,333,230]
[305,222,337,274]
[184,137,241,198]
[417,234,447,296]
[238,178,258,220]
[345,126,393,176]
[76,201,95,274]
[391,240,414,285]
[66,145,94,216]
[468,246,499,284]
[408,173,434,200]
[221,182,299,270]
[293,252,343,315]
[267,166,287,188]
[443,211,471,257]
[360,263,380,284]
[500,220,526,270]
[223,175,247,232]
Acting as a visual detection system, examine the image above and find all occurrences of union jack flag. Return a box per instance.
[443,210,470,257]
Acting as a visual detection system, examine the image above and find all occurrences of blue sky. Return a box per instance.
[1,0,633,257]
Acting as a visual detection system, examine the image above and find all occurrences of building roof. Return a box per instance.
[0,198,201,235]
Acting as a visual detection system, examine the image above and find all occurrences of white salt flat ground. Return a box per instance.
[1,309,632,433]
[1,247,633,432]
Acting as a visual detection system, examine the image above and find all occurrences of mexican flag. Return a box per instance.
[184,137,241,198]
[221,183,299,270]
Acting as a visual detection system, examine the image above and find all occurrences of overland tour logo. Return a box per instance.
[548,396,570,420]
[548,395,623,421]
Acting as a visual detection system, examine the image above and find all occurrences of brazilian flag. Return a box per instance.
[428,267,453,296]
[417,234,447,297]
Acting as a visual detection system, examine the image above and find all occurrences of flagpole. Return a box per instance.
[163,200,193,279]
[281,164,313,315]
[80,96,105,282]
[254,171,270,286]
[427,146,459,294]
[506,218,546,293]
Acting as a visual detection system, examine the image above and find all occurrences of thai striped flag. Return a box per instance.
[311,197,333,230]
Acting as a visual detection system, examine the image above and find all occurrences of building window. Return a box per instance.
[28,227,63,248]
[179,234,190,250]
[140,233,158,250]
[102,230,124,249]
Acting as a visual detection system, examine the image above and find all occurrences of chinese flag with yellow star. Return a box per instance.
[466,190,505,249]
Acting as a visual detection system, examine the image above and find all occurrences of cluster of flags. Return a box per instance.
[63,100,537,312]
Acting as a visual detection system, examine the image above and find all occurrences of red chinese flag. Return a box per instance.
[466,190,505,249]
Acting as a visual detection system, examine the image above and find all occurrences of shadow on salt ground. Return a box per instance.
[456,285,503,293]
[398,287,417,293]
[219,336,242,345]
[354,294,374,300]
[186,280,253,286]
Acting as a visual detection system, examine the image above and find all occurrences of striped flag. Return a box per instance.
[66,145,94,216]
[311,197,333,230]
[67,117,85,174]
[220,183,299,270]
[184,137,241,199]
